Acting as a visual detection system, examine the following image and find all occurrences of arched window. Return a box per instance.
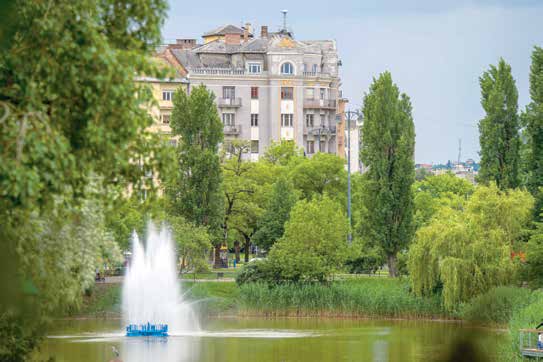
[281,62,294,75]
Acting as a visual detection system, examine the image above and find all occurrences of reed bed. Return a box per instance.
[238,279,448,319]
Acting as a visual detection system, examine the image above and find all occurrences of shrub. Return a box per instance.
[268,196,349,282]
[235,259,279,286]
[460,286,536,325]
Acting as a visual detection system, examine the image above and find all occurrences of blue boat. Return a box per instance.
[126,322,168,337]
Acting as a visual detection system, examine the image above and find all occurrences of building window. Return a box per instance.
[306,114,314,127]
[320,88,326,100]
[281,114,293,127]
[303,63,307,72]
[223,86,235,99]
[248,63,261,74]
[251,87,259,99]
[281,62,294,75]
[320,141,326,152]
[161,114,171,124]
[307,140,315,154]
[251,114,258,127]
[222,113,235,126]
[162,90,174,101]
[305,88,314,99]
[320,114,326,126]
[312,64,318,73]
[251,140,259,154]
[281,87,293,100]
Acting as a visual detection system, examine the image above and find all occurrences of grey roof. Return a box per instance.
[193,40,241,54]
[203,24,245,37]
[170,49,202,68]
[238,38,268,53]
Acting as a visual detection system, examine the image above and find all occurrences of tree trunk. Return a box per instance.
[213,244,222,269]
[234,241,240,262]
[244,238,251,263]
[387,253,398,277]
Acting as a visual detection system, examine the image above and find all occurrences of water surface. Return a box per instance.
[40,318,504,362]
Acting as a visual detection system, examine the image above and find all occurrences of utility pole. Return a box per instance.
[340,109,362,244]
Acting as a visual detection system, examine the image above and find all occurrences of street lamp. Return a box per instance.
[337,109,362,244]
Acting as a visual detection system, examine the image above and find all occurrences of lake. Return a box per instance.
[39,318,505,361]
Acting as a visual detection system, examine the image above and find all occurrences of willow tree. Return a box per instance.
[360,72,416,277]
[166,85,224,265]
[478,58,520,189]
[524,47,543,219]
[408,184,533,310]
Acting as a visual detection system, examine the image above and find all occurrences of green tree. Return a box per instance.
[478,58,520,189]
[523,47,543,219]
[268,196,349,282]
[524,218,543,288]
[166,85,224,266]
[289,152,347,201]
[252,178,298,251]
[222,140,258,262]
[262,140,304,166]
[408,184,533,310]
[169,216,211,277]
[413,173,474,228]
[0,0,167,358]
[360,72,416,277]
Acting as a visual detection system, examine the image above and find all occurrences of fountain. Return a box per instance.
[122,223,199,336]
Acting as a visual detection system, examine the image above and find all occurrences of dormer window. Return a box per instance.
[281,62,294,75]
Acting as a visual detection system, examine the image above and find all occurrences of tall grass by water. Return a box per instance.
[238,278,448,319]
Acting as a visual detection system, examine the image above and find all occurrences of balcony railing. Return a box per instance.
[223,124,241,135]
[306,125,337,135]
[217,97,242,108]
[303,71,331,78]
[192,68,245,75]
[303,98,337,109]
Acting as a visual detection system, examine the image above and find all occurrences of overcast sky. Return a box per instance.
[162,0,543,164]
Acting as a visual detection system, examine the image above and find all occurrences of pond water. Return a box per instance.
[40,318,505,362]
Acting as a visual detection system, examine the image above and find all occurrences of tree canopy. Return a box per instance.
[478,58,520,189]
[360,71,416,277]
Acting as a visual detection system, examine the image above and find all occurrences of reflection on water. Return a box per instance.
[121,336,199,362]
[40,318,506,362]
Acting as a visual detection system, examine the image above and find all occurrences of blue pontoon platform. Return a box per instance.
[126,322,168,337]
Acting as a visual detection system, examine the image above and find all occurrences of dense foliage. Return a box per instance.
[267,196,349,282]
[0,0,168,358]
[523,46,543,219]
[360,71,416,276]
[408,184,533,310]
[478,58,520,189]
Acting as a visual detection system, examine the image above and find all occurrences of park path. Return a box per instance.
[102,276,235,284]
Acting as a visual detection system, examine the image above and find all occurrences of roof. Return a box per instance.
[203,24,245,37]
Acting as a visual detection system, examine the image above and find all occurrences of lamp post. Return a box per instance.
[338,110,362,244]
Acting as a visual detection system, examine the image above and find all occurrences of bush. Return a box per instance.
[235,259,280,286]
[345,255,382,274]
[506,290,543,360]
[268,196,349,282]
[460,286,536,325]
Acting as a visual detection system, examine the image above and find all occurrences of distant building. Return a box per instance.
[152,20,344,160]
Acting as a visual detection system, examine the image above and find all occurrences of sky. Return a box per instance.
[162,0,543,164]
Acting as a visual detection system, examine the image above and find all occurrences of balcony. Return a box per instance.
[303,98,337,109]
[217,97,242,108]
[306,125,336,136]
[192,68,245,76]
[303,71,331,78]
[223,124,241,135]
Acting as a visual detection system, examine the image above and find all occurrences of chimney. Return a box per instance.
[260,25,268,38]
[170,39,196,49]
[243,22,251,43]
[225,33,241,45]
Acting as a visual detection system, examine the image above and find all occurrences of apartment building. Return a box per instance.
[156,22,345,159]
